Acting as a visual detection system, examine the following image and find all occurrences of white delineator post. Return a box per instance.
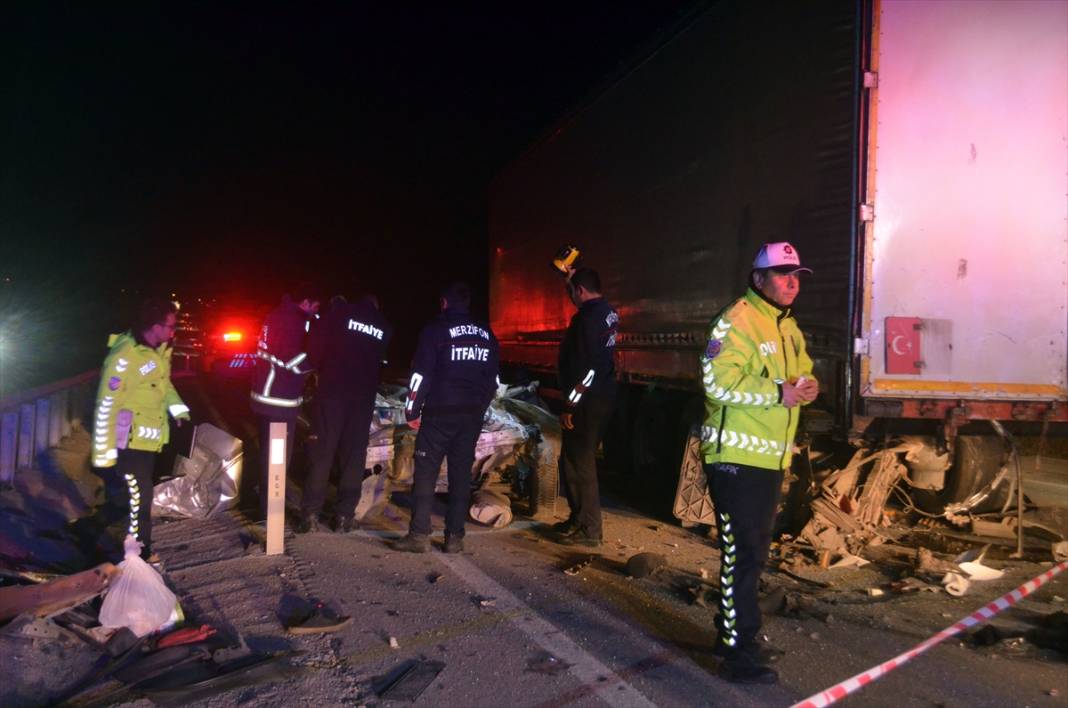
[266,422,287,555]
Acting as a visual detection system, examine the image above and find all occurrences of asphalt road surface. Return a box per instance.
[150,373,1067,707]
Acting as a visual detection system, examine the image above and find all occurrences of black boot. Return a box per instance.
[717,646,778,685]
[557,529,602,548]
[443,534,464,554]
[713,640,782,664]
[334,516,359,533]
[391,533,430,553]
[296,515,323,534]
[549,518,578,536]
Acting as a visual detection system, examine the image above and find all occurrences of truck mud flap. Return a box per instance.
[672,429,715,525]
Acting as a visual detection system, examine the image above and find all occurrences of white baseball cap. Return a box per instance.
[752,241,813,274]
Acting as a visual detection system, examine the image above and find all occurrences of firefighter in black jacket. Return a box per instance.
[250,289,320,519]
[300,294,393,533]
[553,268,619,548]
[393,283,499,554]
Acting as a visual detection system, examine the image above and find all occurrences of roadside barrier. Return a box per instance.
[792,560,1068,708]
[0,370,97,485]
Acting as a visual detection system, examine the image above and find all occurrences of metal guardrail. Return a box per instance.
[0,370,98,485]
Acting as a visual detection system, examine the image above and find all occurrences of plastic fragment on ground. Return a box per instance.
[830,553,871,569]
[959,560,1004,581]
[469,488,513,528]
[942,572,971,597]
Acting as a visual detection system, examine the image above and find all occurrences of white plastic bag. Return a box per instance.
[99,535,178,637]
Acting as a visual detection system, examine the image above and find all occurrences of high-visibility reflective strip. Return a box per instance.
[712,319,732,340]
[581,369,595,387]
[285,352,307,371]
[263,367,276,397]
[256,350,283,366]
[169,404,189,418]
[126,471,141,538]
[250,392,303,407]
[710,385,770,407]
[718,511,738,647]
[702,364,715,389]
[406,372,424,413]
[705,428,781,456]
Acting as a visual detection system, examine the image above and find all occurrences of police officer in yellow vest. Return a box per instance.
[93,298,190,561]
[700,242,818,684]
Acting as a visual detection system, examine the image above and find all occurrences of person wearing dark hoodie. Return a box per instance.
[93,298,191,562]
[392,282,499,554]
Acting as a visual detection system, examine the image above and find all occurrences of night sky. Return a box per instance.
[2,1,694,391]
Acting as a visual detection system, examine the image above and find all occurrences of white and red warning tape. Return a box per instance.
[792,561,1068,708]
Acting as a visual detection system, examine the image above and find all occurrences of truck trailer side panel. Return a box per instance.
[861,0,1068,402]
[489,2,860,391]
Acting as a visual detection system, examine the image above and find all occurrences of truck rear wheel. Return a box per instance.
[912,434,1008,513]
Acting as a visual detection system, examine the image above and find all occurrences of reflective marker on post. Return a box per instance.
[266,422,287,556]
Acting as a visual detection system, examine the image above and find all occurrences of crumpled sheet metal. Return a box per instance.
[377,389,533,488]
[153,423,243,519]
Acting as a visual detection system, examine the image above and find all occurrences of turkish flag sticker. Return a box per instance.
[885,317,922,374]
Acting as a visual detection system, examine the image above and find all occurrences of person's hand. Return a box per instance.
[408,417,421,431]
[560,412,575,430]
[781,383,802,408]
[797,377,819,402]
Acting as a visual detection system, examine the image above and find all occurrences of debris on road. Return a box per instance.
[153,423,243,520]
[0,562,118,622]
[625,552,667,579]
[562,556,595,576]
[526,652,571,675]
[284,603,353,635]
[374,659,445,701]
[470,488,513,528]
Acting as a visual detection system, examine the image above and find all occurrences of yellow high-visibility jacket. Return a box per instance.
[92,332,190,467]
[699,288,815,470]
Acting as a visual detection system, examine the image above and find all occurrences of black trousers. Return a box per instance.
[257,415,296,519]
[107,449,156,559]
[303,391,377,519]
[559,394,614,538]
[409,413,483,539]
[706,461,783,651]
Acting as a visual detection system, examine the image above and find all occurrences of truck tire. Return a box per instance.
[913,434,1007,513]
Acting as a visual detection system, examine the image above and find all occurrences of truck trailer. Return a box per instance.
[488,0,1067,510]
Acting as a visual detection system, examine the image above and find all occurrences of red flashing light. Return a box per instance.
[223,332,243,342]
